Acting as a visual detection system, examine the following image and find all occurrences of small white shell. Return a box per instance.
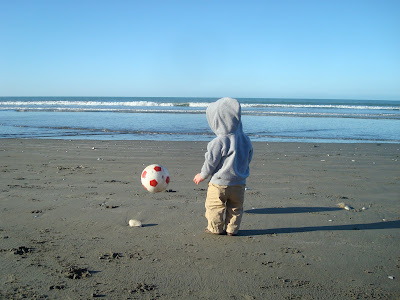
[337,202,351,210]
[128,219,142,227]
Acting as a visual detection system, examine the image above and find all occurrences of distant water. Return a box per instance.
[0,97,399,143]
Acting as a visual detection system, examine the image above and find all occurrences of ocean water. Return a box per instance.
[0,97,399,143]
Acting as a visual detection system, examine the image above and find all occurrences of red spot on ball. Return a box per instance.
[142,171,147,178]
[154,166,162,172]
[166,176,170,184]
[149,179,158,187]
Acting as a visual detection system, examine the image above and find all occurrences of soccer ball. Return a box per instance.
[141,164,170,193]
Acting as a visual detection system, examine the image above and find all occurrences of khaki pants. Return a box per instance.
[205,182,246,235]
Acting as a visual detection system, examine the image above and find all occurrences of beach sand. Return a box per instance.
[0,139,399,299]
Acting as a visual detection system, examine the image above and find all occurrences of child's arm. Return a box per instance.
[193,138,223,185]
[249,146,253,164]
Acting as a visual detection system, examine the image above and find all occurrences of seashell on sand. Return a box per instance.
[128,219,142,227]
[337,202,351,210]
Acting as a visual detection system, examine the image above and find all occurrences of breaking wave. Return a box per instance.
[0,100,398,110]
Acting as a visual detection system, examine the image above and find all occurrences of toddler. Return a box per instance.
[193,97,253,236]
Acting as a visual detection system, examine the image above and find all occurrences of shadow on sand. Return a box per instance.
[245,206,342,214]
[142,223,158,228]
[240,206,400,236]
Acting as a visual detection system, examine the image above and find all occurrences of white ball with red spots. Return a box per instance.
[141,164,170,193]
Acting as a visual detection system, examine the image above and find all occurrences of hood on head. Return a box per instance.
[206,97,242,136]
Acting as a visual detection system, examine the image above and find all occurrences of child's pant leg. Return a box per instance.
[205,183,226,234]
[225,185,246,235]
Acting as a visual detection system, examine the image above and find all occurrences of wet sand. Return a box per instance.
[0,139,399,299]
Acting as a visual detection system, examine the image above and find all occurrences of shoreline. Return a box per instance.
[1,139,399,299]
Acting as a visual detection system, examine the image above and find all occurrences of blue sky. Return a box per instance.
[1,0,399,100]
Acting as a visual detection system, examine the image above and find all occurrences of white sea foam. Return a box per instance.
[2,106,397,119]
[188,102,210,107]
[0,100,397,110]
[240,103,398,110]
[0,101,174,107]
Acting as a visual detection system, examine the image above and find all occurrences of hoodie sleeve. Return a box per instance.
[248,140,253,164]
[199,138,224,180]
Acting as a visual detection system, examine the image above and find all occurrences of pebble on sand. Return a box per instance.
[129,219,142,227]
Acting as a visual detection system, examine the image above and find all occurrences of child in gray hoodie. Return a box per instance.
[193,97,253,236]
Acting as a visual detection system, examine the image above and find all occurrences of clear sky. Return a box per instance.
[1,0,399,100]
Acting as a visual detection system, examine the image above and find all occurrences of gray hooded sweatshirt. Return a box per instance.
[200,97,253,186]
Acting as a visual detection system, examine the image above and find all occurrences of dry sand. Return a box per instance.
[0,139,399,299]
